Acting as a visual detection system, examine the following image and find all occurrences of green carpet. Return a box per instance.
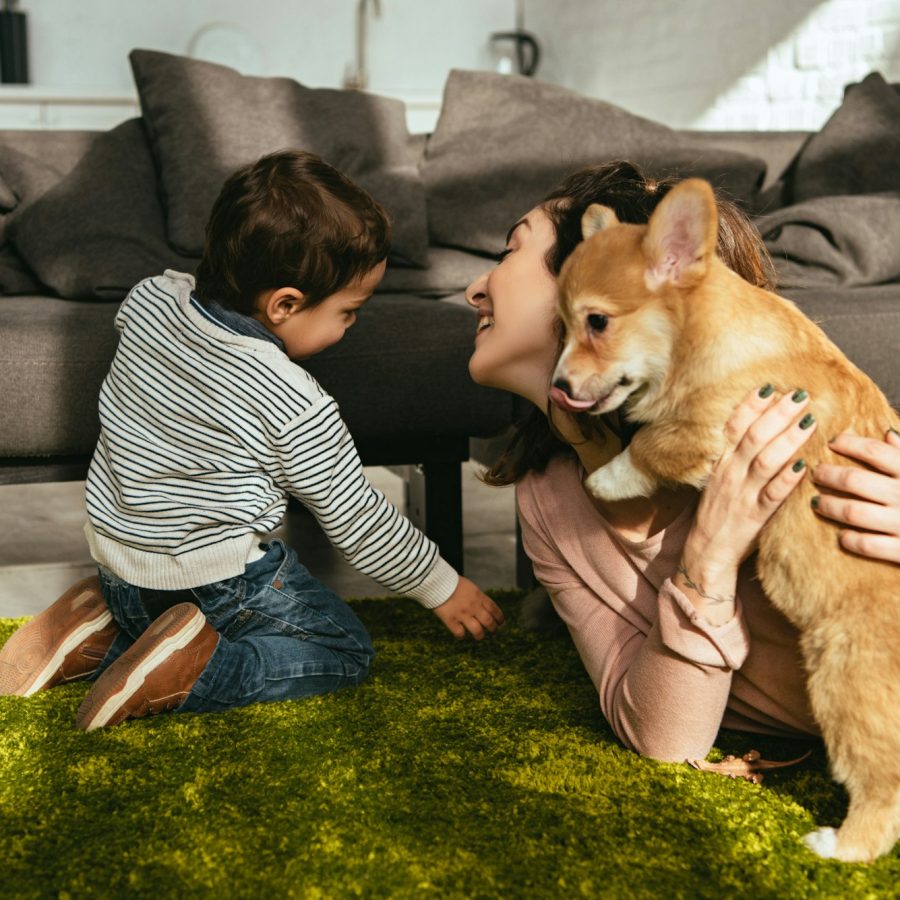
[1,591,897,898]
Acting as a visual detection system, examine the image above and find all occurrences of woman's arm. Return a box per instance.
[520,387,816,762]
[811,429,900,564]
[518,500,743,762]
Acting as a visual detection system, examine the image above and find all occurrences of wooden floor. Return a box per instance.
[0,464,518,617]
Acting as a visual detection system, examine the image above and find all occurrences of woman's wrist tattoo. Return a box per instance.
[676,563,735,606]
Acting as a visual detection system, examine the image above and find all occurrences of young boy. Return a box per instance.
[0,150,504,729]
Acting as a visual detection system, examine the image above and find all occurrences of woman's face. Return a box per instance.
[465,207,561,405]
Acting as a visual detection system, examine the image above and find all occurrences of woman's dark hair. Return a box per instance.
[194,150,390,314]
[482,160,777,487]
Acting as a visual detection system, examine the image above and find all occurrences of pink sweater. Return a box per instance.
[517,452,820,762]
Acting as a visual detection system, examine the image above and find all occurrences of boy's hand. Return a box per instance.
[433,576,505,640]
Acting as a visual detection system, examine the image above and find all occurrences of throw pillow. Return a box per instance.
[0,142,78,295]
[0,244,42,295]
[760,192,900,288]
[422,69,768,255]
[9,119,198,301]
[129,49,429,268]
[789,71,900,202]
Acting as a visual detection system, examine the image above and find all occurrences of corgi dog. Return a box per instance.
[550,177,900,862]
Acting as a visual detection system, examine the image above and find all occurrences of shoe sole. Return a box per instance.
[0,583,113,697]
[75,604,206,732]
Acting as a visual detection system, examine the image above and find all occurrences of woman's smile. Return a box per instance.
[465,208,562,403]
[475,315,495,337]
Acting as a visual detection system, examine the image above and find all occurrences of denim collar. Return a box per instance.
[191,296,285,351]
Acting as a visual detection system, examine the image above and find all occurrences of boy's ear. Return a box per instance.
[258,287,306,325]
[642,178,718,291]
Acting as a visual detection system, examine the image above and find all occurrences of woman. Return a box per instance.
[466,162,900,762]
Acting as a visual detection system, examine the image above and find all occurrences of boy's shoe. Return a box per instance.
[75,602,218,731]
[0,576,120,696]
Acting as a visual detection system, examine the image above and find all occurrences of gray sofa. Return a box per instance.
[1,59,897,585]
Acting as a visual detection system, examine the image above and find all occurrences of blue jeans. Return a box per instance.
[94,540,374,714]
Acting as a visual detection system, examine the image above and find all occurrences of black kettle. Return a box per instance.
[489,30,541,78]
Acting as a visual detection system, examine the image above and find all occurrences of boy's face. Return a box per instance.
[258,260,386,360]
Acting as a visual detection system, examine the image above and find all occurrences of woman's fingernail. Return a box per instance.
[792,459,806,472]
[811,495,820,509]
[758,383,774,398]
[799,413,815,429]
[791,389,808,403]
[889,427,900,439]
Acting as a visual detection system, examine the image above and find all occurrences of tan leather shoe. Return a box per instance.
[0,575,119,696]
[75,602,218,731]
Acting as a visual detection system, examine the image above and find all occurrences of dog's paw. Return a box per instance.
[585,449,657,501]
[803,827,837,859]
[583,468,613,499]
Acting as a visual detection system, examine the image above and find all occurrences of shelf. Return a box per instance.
[0,85,440,133]
[0,86,139,129]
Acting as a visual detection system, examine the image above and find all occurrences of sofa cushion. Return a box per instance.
[0,294,120,456]
[0,292,513,458]
[9,119,197,301]
[0,245,42,295]
[782,285,900,407]
[423,69,768,255]
[790,71,900,202]
[2,285,893,458]
[129,49,430,267]
[304,295,513,441]
[0,131,100,295]
[377,246,490,296]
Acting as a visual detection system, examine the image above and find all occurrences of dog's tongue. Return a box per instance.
[548,386,596,413]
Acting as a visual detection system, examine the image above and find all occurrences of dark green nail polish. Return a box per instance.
[792,459,806,472]
[791,389,808,403]
[799,413,815,429]
[811,495,820,509]
[890,427,900,439]
[758,383,774,398]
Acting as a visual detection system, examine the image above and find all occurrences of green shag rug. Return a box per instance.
[1,591,898,899]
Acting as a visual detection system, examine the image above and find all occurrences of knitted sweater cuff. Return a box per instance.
[407,556,460,609]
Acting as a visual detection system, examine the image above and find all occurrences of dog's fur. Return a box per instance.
[553,178,900,862]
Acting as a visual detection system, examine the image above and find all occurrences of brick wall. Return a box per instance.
[525,0,900,130]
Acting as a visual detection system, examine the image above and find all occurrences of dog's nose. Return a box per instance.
[552,378,573,397]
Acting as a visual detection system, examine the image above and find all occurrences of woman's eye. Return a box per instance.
[587,313,608,333]
[495,248,512,264]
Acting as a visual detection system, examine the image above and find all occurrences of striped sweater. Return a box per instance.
[84,270,458,609]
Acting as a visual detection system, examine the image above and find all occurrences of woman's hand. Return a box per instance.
[432,576,506,640]
[811,429,900,564]
[677,386,817,624]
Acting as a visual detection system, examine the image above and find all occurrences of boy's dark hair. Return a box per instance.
[194,150,391,314]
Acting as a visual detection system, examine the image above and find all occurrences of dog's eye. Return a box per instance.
[587,314,608,333]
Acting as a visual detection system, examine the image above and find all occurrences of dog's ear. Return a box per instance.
[643,179,718,290]
[581,204,619,239]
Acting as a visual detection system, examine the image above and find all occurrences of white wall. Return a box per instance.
[16,0,900,130]
[23,0,514,94]
[525,0,900,130]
